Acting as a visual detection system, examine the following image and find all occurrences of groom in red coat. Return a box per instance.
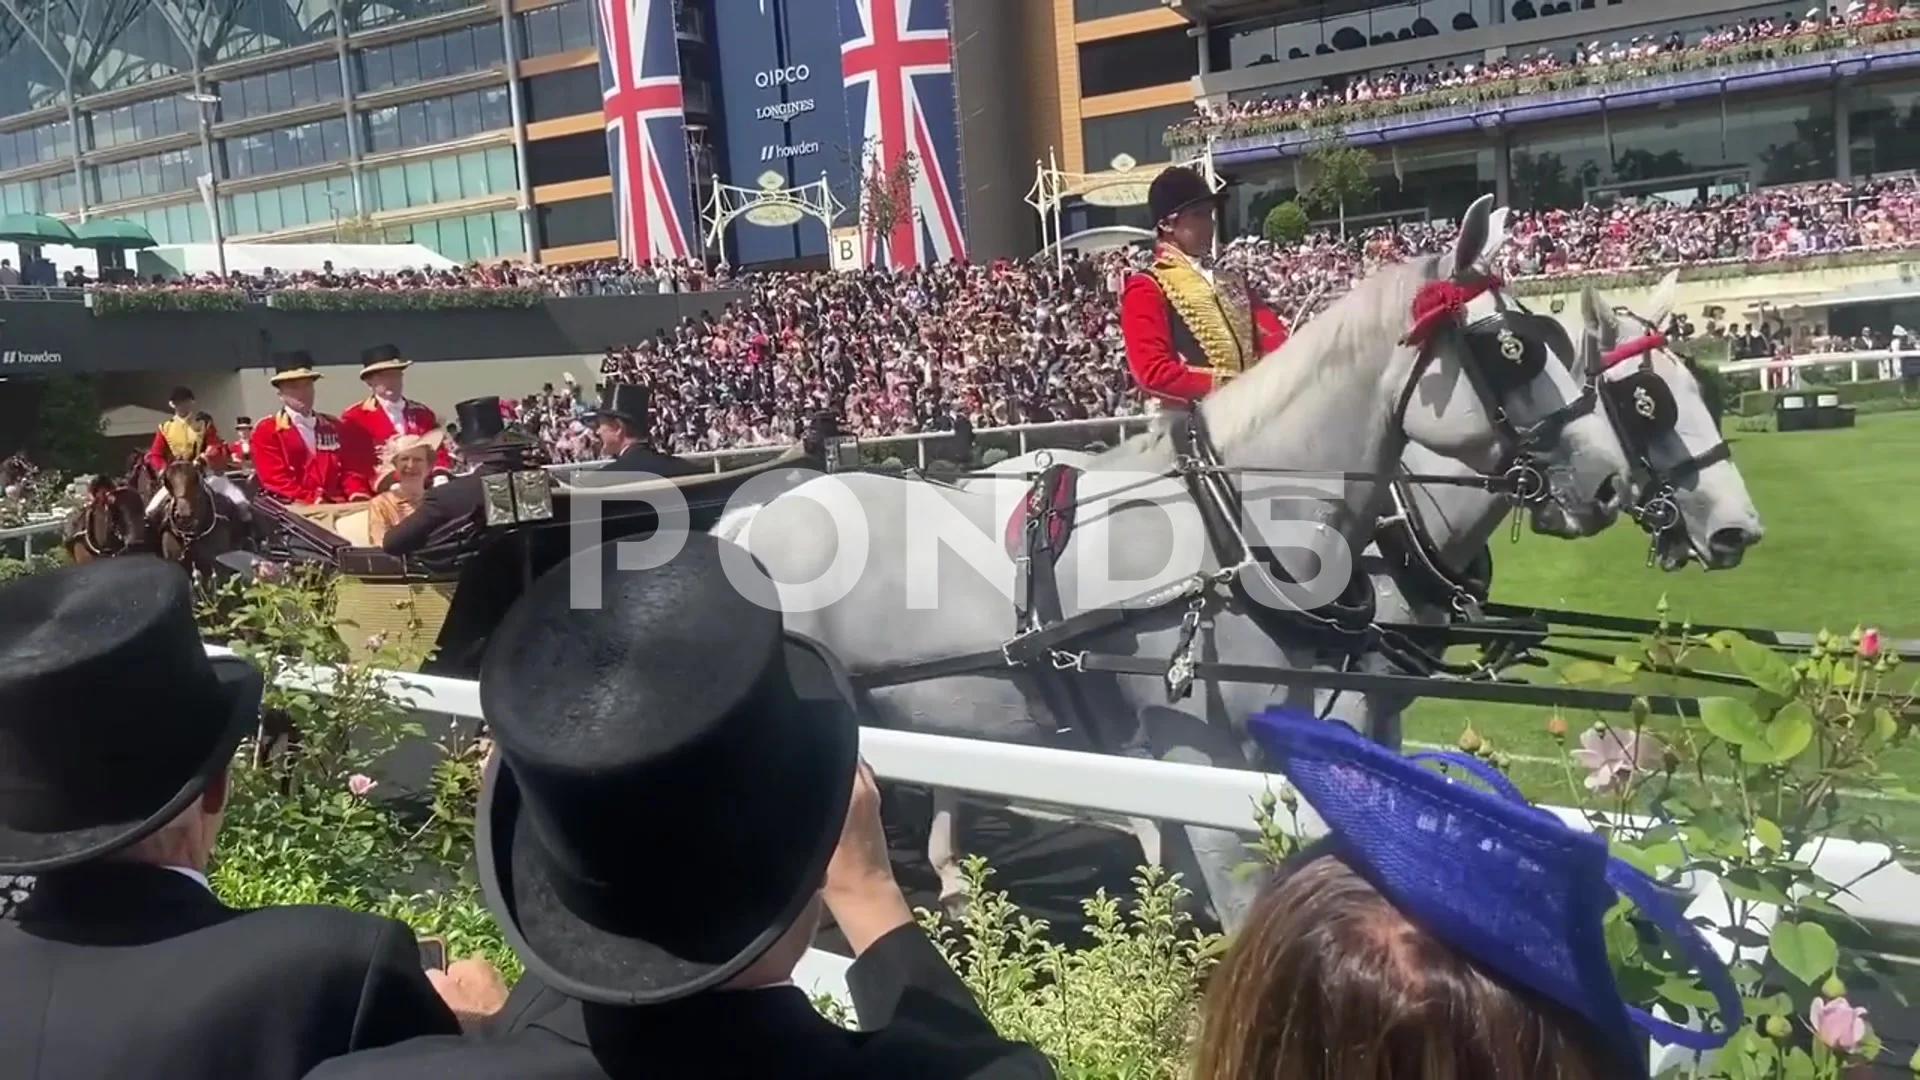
[249,353,372,505]
[338,344,449,493]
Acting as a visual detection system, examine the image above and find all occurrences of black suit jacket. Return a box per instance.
[0,862,459,1080]
[603,441,702,478]
[381,467,506,556]
[305,924,1054,1079]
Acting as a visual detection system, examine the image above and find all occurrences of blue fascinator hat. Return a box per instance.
[1248,707,1742,1077]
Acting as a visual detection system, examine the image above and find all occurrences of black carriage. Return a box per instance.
[242,444,834,676]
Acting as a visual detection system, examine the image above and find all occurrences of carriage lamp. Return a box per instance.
[824,435,860,474]
[481,470,555,526]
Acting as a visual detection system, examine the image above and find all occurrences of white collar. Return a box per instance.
[162,865,211,892]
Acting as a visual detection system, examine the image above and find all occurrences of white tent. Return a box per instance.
[137,242,457,279]
[100,403,172,439]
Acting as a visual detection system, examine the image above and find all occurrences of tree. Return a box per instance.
[859,144,920,267]
[1299,141,1377,237]
[1262,200,1310,244]
[31,375,108,476]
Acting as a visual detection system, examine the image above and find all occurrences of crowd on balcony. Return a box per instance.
[478,176,1920,460]
[1164,0,1910,147]
[71,256,723,297]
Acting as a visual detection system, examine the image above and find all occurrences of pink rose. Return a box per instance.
[347,774,377,798]
[1860,627,1881,659]
[1569,726,1664,793]
[1809,996,1867,1052]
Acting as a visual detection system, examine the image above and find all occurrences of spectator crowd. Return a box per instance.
[501,176,1920,461]
[1167,0,1910,146]
[12,256,723,295]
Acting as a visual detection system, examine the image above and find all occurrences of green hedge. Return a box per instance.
[1508,245,1920,297]
[1167,21,1920,148]
[266,287,547,313]
[90,288,249,316]
[1736,378,1919,416]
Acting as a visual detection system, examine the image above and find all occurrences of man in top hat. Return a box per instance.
[229,416,253,465]
[381,396,534,556]
[309,534,1053,1080]
[591,383,700,477]
[1120,164,1289,408]
[0,557,464,1079]
[339,344,451,493]
[145,386,229,475]
[249,353,374,505]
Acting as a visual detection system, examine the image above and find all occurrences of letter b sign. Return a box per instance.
[830,227,863,271]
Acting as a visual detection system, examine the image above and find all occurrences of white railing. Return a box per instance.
[1721,348,1919,385]
[0,518,64,557]
[229,645,1920,1037]
[545,415,1155,477]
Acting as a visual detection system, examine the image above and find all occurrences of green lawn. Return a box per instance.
[1400,410,1920,812]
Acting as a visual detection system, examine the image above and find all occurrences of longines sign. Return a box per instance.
[753,63,818,162]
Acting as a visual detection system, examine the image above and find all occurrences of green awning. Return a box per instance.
[71,217,157,250]
[0,212,78,245]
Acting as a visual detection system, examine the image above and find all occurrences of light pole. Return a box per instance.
[181,92,226,279]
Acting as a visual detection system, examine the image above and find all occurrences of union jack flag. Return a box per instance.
[592,0,694,261]
[840,0,967,269]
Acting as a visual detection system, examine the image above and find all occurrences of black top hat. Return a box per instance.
[0,558,262,873]
[269,350,321,386]
[359,343,411,378]
[476,533,861,1005]
[587,383,649,430]
[168,386,196,404]
[1148,165,1225,228]
[451,397,513,448]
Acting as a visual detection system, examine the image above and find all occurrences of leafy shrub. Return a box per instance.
[90,288,249,316]
[266,287,546,313]
[922,858,1220,1079]
[1261,201,1310,245]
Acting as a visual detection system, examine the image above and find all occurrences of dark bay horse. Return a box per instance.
[64,477,148,563]
[155,462,240,574]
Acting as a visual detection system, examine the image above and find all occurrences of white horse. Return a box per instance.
[722,196,1632,927]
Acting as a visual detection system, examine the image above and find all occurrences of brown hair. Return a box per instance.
[1190,855,1616,1080]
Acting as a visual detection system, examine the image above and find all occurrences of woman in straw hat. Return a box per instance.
[366,431,446,547]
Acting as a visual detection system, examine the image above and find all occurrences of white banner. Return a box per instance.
[830,226,864,271]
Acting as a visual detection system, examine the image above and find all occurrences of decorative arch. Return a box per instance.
[1025,142,1217,273]
[701,173,845,268]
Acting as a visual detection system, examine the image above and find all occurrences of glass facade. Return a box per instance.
[90,95,200,150]
[382,209,525,260]
[517,0,597,58]
[1227,136,1497,233]
[89,146,205,203]
[361,86,512,153]
[215,58,344,122]
[1213,0,1500,71]
[355,22,506,93]
[366,145,519,211]
[224,116,352,180]
[1081,103,1193,171]
[1846,76,1920,177]
[0,120,76,171]
[0,172,79,214]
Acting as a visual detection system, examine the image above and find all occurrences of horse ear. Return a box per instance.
[1447,194,1495,281]
[1580,284,1617,348]
[1480,206,1510,272]
[1645,269,1680,329]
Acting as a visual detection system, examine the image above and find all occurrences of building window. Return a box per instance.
[355,24,505,93]
[360,87,513,155]
[350,0,483,33]
[1074,0,1162,20]
[222,116,351,181]
[214,59,344,123]
[1080,103,1192,171]
[527,130,609,187]
[0,121,73,171]
[1078,27,1195,98]
[537,193,616,248]
[522,67,604,123]
[367,145,519,211]
[517,0,597,58]
[87,145,204,205]
[1850,77,1920,177]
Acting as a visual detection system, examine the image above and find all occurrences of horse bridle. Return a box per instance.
[164,480,222,546]
[1392,274,1600,508]
[80,489,135,557]
[1592,313,1734,558]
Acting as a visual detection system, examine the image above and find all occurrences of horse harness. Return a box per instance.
[852,279,1642,739]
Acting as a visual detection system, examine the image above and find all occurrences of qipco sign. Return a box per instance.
[754,64,811,89]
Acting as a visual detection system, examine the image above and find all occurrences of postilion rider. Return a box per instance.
[1120,165,1289,410]
[249,353,373,506]
[142,385,249,520]
[338,343,451,493]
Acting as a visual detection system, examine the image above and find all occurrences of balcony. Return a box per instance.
[674,2,705,43]
[1172,20,1920,163]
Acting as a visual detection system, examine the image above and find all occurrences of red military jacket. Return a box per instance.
[337,394,450,491]
[250,409,371,504]
[1120,246,1289,405]
[145,416,230,474]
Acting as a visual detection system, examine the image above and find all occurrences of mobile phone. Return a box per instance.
[418,935,446,971]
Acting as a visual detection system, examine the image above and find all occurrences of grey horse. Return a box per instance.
[722,196,1632,928]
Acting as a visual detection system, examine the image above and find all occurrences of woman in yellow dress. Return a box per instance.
[366,431,445,546]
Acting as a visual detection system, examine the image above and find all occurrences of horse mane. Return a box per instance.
[1196,256,1440,452]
